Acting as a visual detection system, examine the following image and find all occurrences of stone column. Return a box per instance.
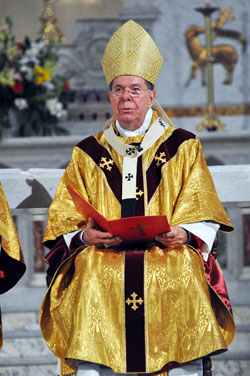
[226,205,244,279]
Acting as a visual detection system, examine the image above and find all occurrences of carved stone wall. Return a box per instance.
[57,16,158,92]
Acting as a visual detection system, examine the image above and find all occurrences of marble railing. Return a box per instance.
[0,166,250,309]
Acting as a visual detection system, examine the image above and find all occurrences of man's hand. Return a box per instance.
[155,226,188,248]
[83,217,122,248]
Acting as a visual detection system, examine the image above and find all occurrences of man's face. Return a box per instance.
[109,75,156,131]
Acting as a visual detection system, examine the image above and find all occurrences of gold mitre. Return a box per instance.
[102,20,163,85]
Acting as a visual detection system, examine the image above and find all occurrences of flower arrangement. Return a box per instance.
[0,17,71,138]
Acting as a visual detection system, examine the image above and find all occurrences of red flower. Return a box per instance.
[16,42,23,50]
[13,81,23,94]
[63,82,70,91]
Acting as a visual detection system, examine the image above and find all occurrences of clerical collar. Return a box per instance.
[115,108,153,137]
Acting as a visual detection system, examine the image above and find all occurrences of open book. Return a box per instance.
[67,184,170,242]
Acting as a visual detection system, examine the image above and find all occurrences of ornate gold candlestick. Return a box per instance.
[40,0,65,44]
[196,3,225,131]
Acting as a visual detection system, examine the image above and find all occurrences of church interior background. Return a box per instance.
[0,0,250,375]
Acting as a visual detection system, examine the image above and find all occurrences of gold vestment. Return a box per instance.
[40,111,235,375]
[0,183,26,348]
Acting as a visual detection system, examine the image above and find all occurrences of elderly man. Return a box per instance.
[0,183,26,349]
[40,20,235,376]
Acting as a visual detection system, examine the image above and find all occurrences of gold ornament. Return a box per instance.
[40,0,65,44]
[102,20,163,85]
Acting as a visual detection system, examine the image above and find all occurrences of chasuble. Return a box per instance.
[0,183,26,348]
[40,110,235,376]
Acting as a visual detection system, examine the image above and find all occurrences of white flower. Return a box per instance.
[19,65,34,81]
[46,98,67,119]
[42,81,55,91]
[22,41,45,62]
[31,41,45,53]
[19,41,45,76]
[14,98,28,110]
[19,55,39,66]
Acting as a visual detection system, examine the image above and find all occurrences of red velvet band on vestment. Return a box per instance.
[0,248,26,294]
[125,250,146,372]
[146,128,196,202]
[44,236,69,285]
[77,136,122,203]
[135,154,145,215]
[201,250,232,313]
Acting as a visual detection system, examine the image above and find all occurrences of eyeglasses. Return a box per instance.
[111,87,149,98]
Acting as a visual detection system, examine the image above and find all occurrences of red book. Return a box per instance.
[67,184,170,242]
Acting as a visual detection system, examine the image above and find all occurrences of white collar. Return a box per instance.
[115,108,153,137]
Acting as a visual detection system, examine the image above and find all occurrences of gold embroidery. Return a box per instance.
[0,183,23,262]
[136,187,144,200]
[154,152,166,167]
[99,157,114,171]
[126,292,144,311]
[102,20,163,86]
